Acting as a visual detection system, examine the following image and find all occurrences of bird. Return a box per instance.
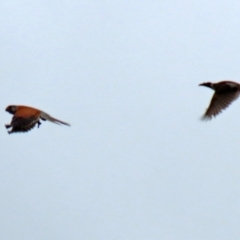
[199,81,240,120]
[5,105,70,134]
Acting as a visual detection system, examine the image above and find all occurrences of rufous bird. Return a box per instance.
[5,105,70,134]
[199,81,240,120]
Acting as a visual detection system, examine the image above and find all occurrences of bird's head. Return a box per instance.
[5,105,18,114]
[199,82,213,89]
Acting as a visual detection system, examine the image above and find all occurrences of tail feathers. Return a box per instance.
[40,111,70,126]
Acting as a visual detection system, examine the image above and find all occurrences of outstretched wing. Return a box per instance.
[202,90,240,120]
[8,116,39,133]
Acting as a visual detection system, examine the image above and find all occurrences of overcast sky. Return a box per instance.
[1,1,240,239]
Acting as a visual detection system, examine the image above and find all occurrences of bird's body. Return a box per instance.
[199,81,240,120]
[5,105,70,134]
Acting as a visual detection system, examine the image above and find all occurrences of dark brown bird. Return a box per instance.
[199,81,240,120]
[5,105,70,134]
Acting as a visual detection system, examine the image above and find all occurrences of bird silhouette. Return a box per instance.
[199,81,240,120]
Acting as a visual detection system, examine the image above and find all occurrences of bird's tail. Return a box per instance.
[40,111,70,126]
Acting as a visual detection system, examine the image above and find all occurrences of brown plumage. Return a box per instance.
[199,81,240,120]
[5,105,70,134]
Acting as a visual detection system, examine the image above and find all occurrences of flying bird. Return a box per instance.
[5,105,70,134]
[199,81,240,120]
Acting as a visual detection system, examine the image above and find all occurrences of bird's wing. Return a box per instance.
[9,115,39,133]
[202,90,240,120]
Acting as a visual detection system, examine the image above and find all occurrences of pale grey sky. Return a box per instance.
[1,1,240,239]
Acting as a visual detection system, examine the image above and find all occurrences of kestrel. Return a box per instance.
[199,81,240,120]
[5,105,70,134]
